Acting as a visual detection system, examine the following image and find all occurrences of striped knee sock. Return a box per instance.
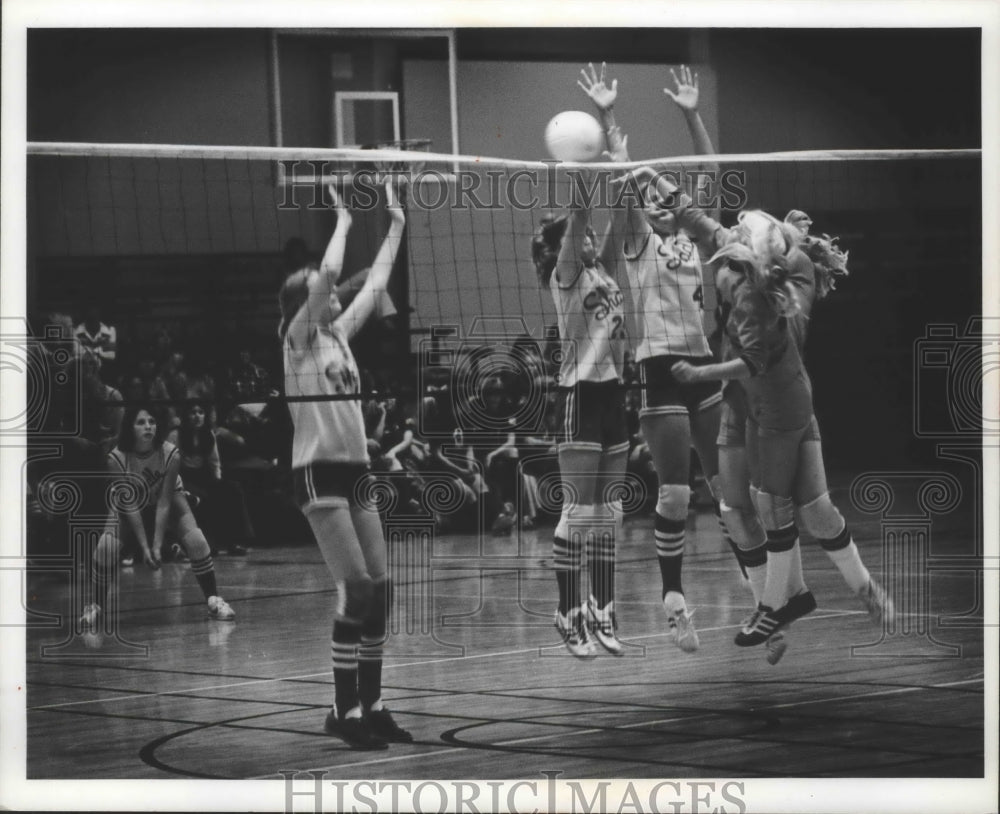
[332,620,362,718]
[189,554,218,600]
[654,512,686,598]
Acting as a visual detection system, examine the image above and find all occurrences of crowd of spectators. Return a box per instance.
[26,304,706,562]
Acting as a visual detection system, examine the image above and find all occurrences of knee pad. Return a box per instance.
[797,493,846,539]
[755,491,795,530]
[181,528,211,560]
[656,484,690,522]
[719,500,764,549]
[336,577,374,625]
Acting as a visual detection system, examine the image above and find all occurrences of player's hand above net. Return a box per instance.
[578,61,618,111]
[664,65,700,111]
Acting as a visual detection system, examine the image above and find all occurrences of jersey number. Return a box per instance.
[692,285,704,310]
[610,315,626,339]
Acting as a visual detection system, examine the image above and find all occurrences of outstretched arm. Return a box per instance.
[579,64,647,257]
[338,180,406,340]
[286,184,352,347]
[664,65,720,221]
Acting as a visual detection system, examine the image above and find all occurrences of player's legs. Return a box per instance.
[586,443,629,655]
[754,425,811,615]
[173,494,235,619]
[348,498,411,742]
[304,499,386,748]
[554,445,600,658]
[794,432,894,623]
[718,442,767,604]
[81,518,123,628]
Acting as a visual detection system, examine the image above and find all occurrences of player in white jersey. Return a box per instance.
[579,63,720,652]
[279,180,411,750]
[79,403,236,634]
[532,158,629,658]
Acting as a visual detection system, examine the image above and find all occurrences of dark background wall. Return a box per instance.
[25,28,983,469]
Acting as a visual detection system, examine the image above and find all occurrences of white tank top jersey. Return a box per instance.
[623,227,711,361]
[108,441,182,510]
[283,321,369,468]
[551,261,626,387]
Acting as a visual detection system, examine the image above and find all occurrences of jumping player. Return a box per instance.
[532,155,630,658]
[79,404,237,630]
[579,63,721,651]
[667,200,893,649]
[280,179,411,749]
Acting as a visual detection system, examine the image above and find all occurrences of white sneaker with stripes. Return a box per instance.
[663,591,699,652]
[208,595,236,620]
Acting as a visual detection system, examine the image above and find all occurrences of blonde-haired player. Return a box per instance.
[280,179,410,749]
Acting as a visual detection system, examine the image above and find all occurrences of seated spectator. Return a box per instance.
[74,304,118,383]
[168,403,253,556]
[80,353,124,457]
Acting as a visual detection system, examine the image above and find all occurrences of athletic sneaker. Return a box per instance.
[859,579,895,626]
[324,711,388,750]
[735,604,781,646]
[663,591,699,652]
[365,708,413,743]
[765,629,788,665]
[774,590,817,625]
[554,607,597,658]
[120,555,135,568]
[207,595,236,620]
[586,596,624,656]
[79,603,101,630]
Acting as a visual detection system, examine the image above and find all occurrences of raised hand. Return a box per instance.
[577,62,618,111]
[664,65,699,111]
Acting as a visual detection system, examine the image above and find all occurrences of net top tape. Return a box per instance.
[26,141,981,169]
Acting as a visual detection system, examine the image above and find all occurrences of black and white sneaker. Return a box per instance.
[586,596,624,656]
[365,708,413,743]
[554,607,597,658]
[735,604,782,646]
[324,711,388,750]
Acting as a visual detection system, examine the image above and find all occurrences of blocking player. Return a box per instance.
[579,63,721,652]
[532,156,630,658]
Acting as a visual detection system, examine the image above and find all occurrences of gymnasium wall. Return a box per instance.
[24,29,983,469]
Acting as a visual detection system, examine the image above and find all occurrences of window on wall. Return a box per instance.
[334,91,400,147]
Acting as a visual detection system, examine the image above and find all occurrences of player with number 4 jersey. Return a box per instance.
[581,62,722,652]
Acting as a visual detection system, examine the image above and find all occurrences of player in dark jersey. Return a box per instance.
[669,201,893,651]
[79,403,236,633]
[280,180,411,749]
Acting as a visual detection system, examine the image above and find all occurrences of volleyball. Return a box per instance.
[544,111,605,162]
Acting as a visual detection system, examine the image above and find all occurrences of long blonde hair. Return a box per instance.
[711,210,801,316]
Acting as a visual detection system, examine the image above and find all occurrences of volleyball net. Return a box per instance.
[24,142,982,425]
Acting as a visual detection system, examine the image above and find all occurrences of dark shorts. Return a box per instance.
[555,381,629,454]
[639,355,723,418]
[293,462,372,509]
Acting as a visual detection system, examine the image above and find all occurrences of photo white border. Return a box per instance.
[2,1,997,812]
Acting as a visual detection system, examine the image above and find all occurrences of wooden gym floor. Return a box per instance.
[22,487,985,781]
